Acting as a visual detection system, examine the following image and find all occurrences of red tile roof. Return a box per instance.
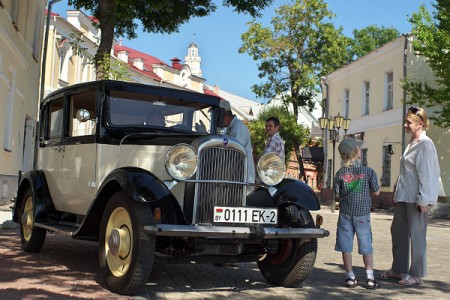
[113,44,168,80]
[114,44,167,67]
[88,15,99,24]
[203,87,222,98]
[45,10,59,17]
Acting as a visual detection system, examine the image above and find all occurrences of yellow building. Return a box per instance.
[0,0,46,204]
[322,34,448,204]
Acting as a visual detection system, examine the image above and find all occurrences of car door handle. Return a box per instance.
[53,146,65,152]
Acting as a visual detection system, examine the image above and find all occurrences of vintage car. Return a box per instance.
[13,80,329,295]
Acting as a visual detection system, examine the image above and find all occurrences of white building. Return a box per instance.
[0,0,46,205]
[322,34,448,202]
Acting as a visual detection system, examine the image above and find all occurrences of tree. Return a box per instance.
[248,106,309,177]
[97,53,131,81]
[68,0,274,79]
[239,0,350,179]
[402,1,450,128]
[349,25,400,60]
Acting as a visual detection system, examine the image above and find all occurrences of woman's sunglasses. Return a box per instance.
[408,106,424,121]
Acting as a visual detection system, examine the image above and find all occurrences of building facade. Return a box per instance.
[322,34,448,204]
[0,0,46,204]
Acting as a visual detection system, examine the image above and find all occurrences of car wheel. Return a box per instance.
[99,191,155,295]
[19,188,46,252]
[257,217,318,287]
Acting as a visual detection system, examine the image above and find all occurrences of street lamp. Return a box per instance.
[318,113,351,213]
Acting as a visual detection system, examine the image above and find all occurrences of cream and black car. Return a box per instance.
[13,80,329,295]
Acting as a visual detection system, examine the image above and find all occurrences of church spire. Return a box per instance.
[184,34,202,77]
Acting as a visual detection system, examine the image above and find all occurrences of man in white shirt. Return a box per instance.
[222,101,255,185]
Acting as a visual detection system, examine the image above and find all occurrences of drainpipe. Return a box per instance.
[402,33,410,152]
[40,0,62,104]
[35,0,61,170]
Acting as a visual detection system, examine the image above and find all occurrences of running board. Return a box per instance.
[35,222,79,237]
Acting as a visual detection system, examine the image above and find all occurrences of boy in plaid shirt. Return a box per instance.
[263,116,285,161]
[334,138,380,289]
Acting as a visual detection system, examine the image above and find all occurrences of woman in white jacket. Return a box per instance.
[381,106,440,286]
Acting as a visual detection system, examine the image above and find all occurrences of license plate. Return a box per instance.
[213,206,278,224]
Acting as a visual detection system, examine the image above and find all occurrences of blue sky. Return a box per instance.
[52,0,435,103]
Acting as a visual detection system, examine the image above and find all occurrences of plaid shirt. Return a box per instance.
[264,132,285,161]
[334,162,379,216]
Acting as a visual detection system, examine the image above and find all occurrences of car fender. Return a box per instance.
[77,167,187,240]
[13,170,56,223]
[97,167,186,224]
[273,178,321,210]
[246,178,320,211]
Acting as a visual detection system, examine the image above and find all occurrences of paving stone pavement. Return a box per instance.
[1,207,449,299]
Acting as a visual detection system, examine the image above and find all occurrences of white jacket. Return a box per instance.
[394,131,440,206]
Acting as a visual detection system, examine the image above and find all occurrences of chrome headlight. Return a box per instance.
[165,144,197,180]
[257,153,285,186]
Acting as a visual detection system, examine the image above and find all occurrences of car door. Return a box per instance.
[38,98,64,204]
[59,90,98,216]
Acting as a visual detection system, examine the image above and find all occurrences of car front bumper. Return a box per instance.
[144,224,330,239]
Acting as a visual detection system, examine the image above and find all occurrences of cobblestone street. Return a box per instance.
[1,207,449,299]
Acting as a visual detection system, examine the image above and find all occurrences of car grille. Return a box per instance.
[193,147,246,225]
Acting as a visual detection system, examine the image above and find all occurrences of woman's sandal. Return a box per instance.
[366,279,380,289]
[398,275,423,286]
[345,277,357,288]
[380,269,402,280]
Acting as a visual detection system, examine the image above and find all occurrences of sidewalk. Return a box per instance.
[1,206,449,299]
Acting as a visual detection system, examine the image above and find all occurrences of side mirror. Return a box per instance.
[76,109,90,122]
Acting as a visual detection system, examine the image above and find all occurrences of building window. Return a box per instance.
[343,89,350,117]
[361,148,368,166]
[381,145,392,186]
[385,72,393,110]
[32,10,44,60]
[362,81,370,116]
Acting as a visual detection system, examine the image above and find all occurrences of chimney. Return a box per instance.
[171,57,182,69]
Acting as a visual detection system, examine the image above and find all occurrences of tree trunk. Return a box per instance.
[291,102,306,181]
[96,0,116,80]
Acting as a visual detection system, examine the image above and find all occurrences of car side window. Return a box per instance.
[48,99,64,140]
[69,90,97,137]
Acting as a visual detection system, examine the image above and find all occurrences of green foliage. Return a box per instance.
[68,32,88,56]
[97,53,132,81]
[248,106,309,160]
[403,1,450,128]
[349,25,400,60]
[239,0,350,111]
[68,0,273,79]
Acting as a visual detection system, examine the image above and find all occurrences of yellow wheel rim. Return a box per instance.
[105,207,133,277]
[22,196,34,242]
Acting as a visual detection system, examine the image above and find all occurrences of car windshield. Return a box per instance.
[107,89,213,134]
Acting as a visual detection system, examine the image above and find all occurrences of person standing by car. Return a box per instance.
[380,107,440,286]
[222,101,255,185]
[334,138,380,289]
[263,116,285,161]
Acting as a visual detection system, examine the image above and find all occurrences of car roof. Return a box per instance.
[41,80,222,108]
